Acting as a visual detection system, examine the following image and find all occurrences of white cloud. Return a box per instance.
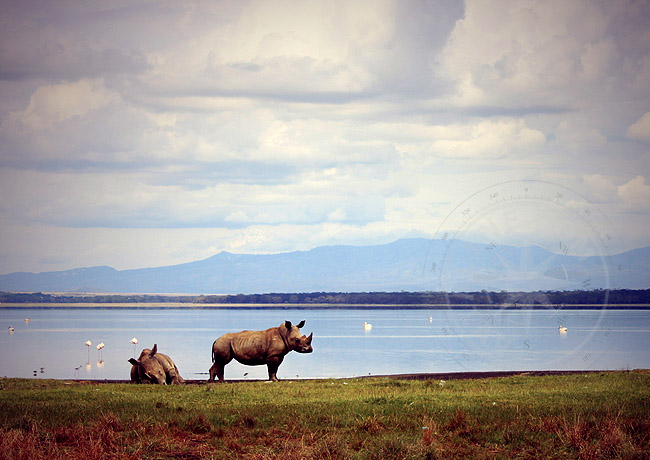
[580,38,617,81]
[0,162,394,230]
[5,78,120,131]
[437,0,622,108]
[429,119,545,158]
[1,0,650,275]
[141,0,395,98]
[555,119,607,152]
[631,56,650,93]
[627,112,650,142]
[618,175,650,210]
[582,174,617,203]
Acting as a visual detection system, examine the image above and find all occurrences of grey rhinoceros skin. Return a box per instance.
[129,344,184,384]
[208,320,313,382]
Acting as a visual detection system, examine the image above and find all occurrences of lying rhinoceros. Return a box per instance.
[208,320,313,382]
[129,344,184,384]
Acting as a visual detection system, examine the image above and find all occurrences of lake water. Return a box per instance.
[1,307,649,381]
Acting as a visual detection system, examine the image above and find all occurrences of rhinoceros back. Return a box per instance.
[212,328,284,365]
[231,331,275,365]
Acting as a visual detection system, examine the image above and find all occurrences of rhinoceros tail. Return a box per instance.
[211,340,216,363]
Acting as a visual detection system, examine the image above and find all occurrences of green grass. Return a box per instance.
[1,372,649,459]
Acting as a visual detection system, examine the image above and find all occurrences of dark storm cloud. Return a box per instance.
[0,2,151,81]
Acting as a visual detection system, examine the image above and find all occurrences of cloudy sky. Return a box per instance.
[1,0,649,274]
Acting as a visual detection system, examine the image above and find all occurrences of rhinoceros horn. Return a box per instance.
[307,332,313,343]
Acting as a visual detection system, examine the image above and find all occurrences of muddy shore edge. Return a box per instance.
[62,369,637,384]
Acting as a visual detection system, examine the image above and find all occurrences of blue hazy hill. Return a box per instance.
[0,238,647,294]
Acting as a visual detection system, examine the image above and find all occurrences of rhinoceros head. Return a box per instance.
[283,320,313,353]
[128,343,167,384]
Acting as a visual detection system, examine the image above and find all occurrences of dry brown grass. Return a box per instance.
[544,412,650,460]
[1,373,649,459]
[2,411,648,460]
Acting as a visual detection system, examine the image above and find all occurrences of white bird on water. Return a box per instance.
[363,322,372,331]
[130,337,139,356]
[8,325,14,333]
[84,340,92,362]
[96,342,105,362]
[558,325,568,333]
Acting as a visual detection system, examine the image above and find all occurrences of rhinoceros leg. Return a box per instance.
[208,361,227,382]
[266,355,284,381]
[209,337,233,382]
[130,363,139,383]
[209,349,233,383]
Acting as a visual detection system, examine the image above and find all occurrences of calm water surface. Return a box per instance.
[1,307,649,380]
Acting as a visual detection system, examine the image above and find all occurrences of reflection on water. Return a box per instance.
[1,307,649,380]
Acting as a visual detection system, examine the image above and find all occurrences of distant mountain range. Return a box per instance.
[0,238,648,294]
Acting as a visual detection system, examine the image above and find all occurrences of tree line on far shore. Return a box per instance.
[1,289,649,306]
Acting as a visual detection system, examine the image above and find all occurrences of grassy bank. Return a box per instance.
[1,372,649,459]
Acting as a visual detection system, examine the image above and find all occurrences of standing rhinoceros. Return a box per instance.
[208,320,313,382]
[129,344,184,384]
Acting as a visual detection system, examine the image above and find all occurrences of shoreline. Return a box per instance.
[40,369,646,384]
[2,302,650,309]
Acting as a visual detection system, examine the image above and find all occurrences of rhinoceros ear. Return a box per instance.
[297,320,305,328]
[128,358,139,366]
[284,321,292,330]
[151,344,158,357]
